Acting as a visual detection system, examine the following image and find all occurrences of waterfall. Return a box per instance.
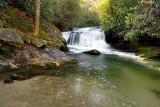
[62,27,157,70]
[62,27,112,53]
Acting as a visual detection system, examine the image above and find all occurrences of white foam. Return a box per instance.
[62,27,160,71]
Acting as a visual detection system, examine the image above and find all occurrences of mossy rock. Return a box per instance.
[25,35,47,48]
[0,43,20,57]
[83,49,101,55]
[40,31,68,51]
[59,45,69,52]
[4,77,13,83]
[0,28,24,48]
[137,47,159,58]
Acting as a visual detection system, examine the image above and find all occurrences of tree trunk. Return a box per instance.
[34,0,40,37]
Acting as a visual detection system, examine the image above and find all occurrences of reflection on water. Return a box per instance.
[0,53,160,107]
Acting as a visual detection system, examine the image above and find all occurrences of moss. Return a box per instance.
[45,62,57,68]
[2,41,23,48]
[137,47,159,58]
[0,20,3,28]
[41,32,51,41]
[0,42,23,58]
[83,49,101,55]
[16,30,26,41]
[40,23,49,33]
[60,45,69,52]
[1,7,67,51]
[59,60,78,67]
[25,35,47,48]
[5,7,33,32]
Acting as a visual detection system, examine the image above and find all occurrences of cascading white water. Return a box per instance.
[62,27,160,71]
[62,27,113,54]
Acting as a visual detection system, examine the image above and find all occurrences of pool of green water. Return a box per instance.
[0,53,160,107]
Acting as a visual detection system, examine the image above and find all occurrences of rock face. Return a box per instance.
[0,7,74,72]
[12,46,76,68]
[40,48,73,62]
[25,35,47,48]
[105,30,160,58]
[0,28,24,48]
[0,28,75,71]
[0,45,76,71]
[105,30,130,50]
[105,30,160,50]
[83,49,101,55]
[0,28,74,71]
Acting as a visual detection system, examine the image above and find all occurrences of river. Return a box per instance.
[0,27,160,107]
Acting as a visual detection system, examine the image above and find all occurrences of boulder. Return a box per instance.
[25,35,47,48]
[40,48,74,62]
[4,77,13,83]
[0,56,17,72]
[0,28,24,48]
[13,46,76,68]
[83,49,101,55]
[105,30,132,50]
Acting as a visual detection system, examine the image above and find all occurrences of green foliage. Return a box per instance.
[0,0,9,7]
[138,47,159,58]
[10,0,99,30]
[98,0,160,41]
[124,30,142,41]
[125,0,160,40]
[0,0,99,30]
[98,0,139,31]
[14,0,35,16]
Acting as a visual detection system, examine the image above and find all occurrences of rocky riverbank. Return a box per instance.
[0,6,77,74]
[105,30,160,59]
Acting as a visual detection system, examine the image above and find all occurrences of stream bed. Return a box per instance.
[0,53,160,107]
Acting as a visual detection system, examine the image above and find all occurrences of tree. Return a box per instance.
[34,0,40,37]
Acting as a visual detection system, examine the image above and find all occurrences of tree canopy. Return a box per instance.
[0,0,159,40]
[97,0,160,40]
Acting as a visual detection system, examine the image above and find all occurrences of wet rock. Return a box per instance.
[0,28,24,48]
[4,77,13,83]
[12,74,29,81]
[12,46,76,68]
[40,48,74,62]
[0,56,17,72]
[83,49,101,55]
[59,45,69,52]
[105,30,130,50]
[138,35,160,46]
[104,29,113,43]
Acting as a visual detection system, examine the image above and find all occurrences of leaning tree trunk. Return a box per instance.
[34,0,40,37]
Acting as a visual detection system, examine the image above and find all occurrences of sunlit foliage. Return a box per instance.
[5,0,99,30]
[98,0,160,41]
